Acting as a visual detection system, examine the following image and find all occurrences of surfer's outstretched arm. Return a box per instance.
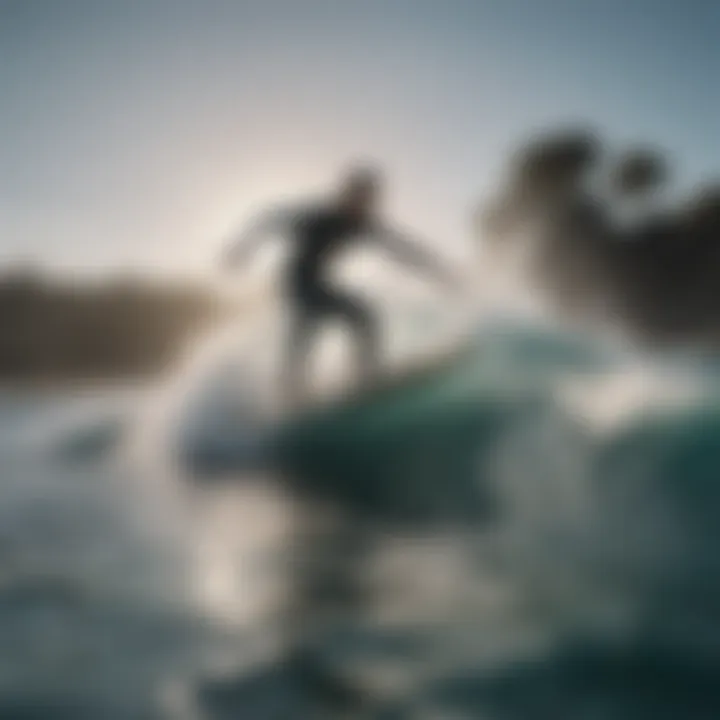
[372,223,459,289]
[221,206,294,269]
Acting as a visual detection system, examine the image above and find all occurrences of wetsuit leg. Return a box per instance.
[285,278,379,403]
[284,302,318,409]
[323,289,380,385]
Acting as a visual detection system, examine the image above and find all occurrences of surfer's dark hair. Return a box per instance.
[342,163,383,193]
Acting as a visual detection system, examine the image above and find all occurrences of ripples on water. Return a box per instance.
[2,323,720,718]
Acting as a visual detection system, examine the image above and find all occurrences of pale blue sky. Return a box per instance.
[1,0,718,275]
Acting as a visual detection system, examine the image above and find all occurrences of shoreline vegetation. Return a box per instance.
[0,267,225,383]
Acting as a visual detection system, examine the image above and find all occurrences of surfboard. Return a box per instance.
[179,332,527,530]
[178,339,470,475]
[178,317,616,530]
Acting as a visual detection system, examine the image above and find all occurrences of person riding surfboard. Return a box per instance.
[222,164,462,406]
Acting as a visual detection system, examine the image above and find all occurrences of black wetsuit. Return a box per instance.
[286,206,373,310]
[283,205,380,398]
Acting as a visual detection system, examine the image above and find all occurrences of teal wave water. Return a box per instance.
[269,323,613,525]
[4,322,720,717]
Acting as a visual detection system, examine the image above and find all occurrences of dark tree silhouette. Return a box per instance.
[478,128,720,345]
[612,148,669,198]
[0,270,222,381]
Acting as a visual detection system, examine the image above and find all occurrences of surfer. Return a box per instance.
[223,164,461,405]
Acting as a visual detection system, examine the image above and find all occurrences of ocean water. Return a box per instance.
[2,321,720,719]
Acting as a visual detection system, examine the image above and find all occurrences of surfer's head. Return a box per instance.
[338,163,383,217]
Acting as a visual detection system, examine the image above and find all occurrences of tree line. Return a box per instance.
[0,268,223,382]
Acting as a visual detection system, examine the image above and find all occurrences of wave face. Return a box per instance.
[4,321,720,717]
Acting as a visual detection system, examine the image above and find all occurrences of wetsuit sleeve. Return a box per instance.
[371,221,455,286]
